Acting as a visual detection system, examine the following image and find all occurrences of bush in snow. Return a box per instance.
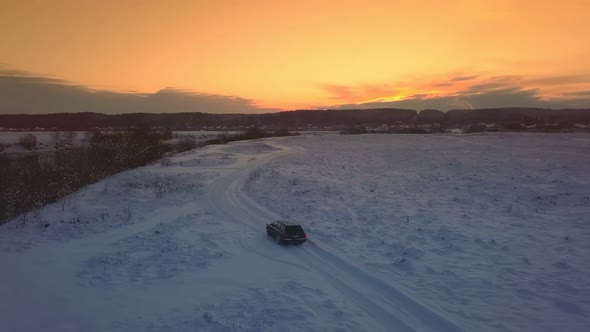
[177,136,198,152]
[462,123,487,134]
[340,125,368,135]
[502,122,527,131]
[53,131,76,149]
[202,312,214,323]
[160,127,173,140]
[19,133,38,150]
[152,177,172,199]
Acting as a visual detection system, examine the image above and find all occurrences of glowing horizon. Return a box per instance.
[1,0,589,113]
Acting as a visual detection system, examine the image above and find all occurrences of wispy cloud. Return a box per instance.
[327,87,567,110]
[320,83,397,102]
[321,84,356,100]
[0,69,280,114]
[320,73,590,110]
[450,75,479,82]
[561,90,590,99]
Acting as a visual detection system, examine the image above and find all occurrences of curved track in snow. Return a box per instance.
[204,141,463,332]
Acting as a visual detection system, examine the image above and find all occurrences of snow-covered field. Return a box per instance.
[1,133,589,331]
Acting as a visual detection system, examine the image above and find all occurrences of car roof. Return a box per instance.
[276,220,300,227]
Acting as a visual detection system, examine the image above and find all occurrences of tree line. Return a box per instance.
[0,126,168,222]
[2,108,588,131]
[0,126,295,223]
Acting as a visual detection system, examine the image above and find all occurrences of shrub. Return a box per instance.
[152,177,172,199]
[161,127,173,140]
[54,131,77,149]
[243,126,265,139]
[502,122,526,131]
[463,123,488,134]
[86,130,105,144]
[340,126,367,135]
[177,136,198,152]
[274,128,293,136]
[19,133,38,150]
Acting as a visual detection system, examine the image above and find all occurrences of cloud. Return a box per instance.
[326,86,588,110]
[319,84,397,102]
[464,82,507,93]
[562,90,590,98]
[523,75,590,86]
[321,84,355,100]
[321,74,590,110]
[450,75,479,81]
[0,70,279,114]
[320,83,397,102]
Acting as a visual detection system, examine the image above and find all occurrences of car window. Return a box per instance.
[286,225,304,236]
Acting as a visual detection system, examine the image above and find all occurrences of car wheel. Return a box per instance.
[276,235,283,245]
[266,230,271,237]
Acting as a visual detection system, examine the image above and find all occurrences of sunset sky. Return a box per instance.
[1,0,589,113]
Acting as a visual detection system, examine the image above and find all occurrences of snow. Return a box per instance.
[1,132,589,331]
[245,133,590,331]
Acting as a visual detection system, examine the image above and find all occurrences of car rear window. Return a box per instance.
[285,225,304,236]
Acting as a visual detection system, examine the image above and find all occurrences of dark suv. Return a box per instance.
[266,220,307,245]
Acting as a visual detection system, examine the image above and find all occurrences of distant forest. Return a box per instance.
[1,108,590,131]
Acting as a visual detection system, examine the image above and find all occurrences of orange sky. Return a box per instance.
[1,0,590,111]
